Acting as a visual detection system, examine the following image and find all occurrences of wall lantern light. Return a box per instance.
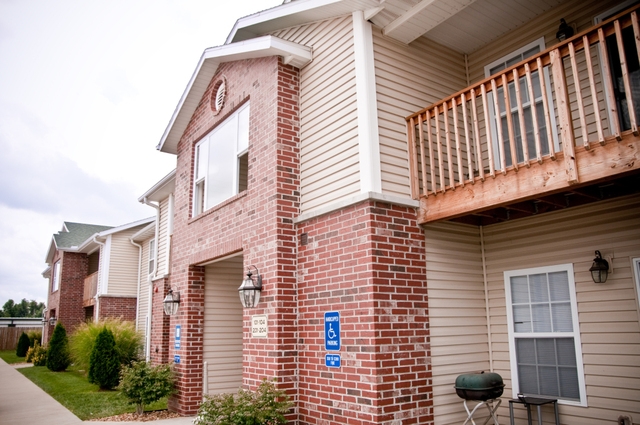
[238,265,262,308]
[589,250,609,283]
[49,317,57,326]
[556,18,574,41]
[163,289,180,316]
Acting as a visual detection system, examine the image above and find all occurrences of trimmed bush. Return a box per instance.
[69,318,142,371]
[27,330,42,347]
[194,379,292,425]
[16,332,30,357]
[26,341,48,366]
[118,361,175,415]
[88,327,120,390]
[47,323,71,371]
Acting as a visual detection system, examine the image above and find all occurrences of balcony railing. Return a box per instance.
[83,272,98,306]
[406,5,640,224]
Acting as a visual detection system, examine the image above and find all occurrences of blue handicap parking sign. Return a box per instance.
[324,311,340,351]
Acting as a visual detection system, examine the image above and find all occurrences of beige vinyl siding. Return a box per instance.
[374,28,467,199]
[203,256,243,394]
[136,239,150,335]
[106,229,142,297]
[272,16,361,214]
[426,195,640,424]
[157,198,170,276]
[424,221,489,424]
[482,195,640,425]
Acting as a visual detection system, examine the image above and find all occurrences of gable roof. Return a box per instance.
[54,222,113,250]
[157,35,312,154]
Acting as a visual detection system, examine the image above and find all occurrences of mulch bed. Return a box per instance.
[89,410,182,422]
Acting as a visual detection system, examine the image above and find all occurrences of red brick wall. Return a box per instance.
[167,56,300,415]
[150,277,171,366]
[297,201,432,424]
[98,296,137,322]
[45,251,88,343]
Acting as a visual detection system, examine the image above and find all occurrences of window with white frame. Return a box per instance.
[504,263,587,405]
[193,102,250,216]
[52,260,60,292]
[148,239,156,275]
[633,257,640,310]
[485,38,559,169]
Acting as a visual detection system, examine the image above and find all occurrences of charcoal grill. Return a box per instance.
[454,371,504,425]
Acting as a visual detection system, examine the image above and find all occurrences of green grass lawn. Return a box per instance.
[18,365,168,420]
[0,349,26,364]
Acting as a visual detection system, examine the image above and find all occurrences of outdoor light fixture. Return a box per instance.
[238,265,262,308]
[49,316,57,326]
[556,18,574,41]
[589,250,609,283]
[163,289,180,316]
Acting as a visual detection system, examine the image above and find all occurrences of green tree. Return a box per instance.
[88,327,121,390]
[47,322,71,371]
[16,332,30,357]
[1,299,46,317]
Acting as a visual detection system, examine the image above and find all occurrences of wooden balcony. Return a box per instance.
[407,5,640,226]
[83,272,98,307]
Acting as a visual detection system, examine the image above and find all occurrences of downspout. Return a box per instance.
[130,237,149,360]
[141,197,160,280]
[480,226,494,371]
[92,236,106,321]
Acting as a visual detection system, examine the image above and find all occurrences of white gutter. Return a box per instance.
[92,236,106,321]
[141,197,160,280]
[130,237,150,361]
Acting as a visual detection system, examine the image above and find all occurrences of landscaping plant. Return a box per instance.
[47,322,71,371]
[69,317,142,371]
[26,341,48,366]
[194,379,292,425]
[88,327,121,390]
[16,332,30,357]
[27,330,42,347]
[118,360,175,415]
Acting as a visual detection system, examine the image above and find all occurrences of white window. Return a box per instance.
[485,38,559,169]
[193,102,250,216]
[505,263,587,405]
[52,260,60,292]
[148,239,156,275]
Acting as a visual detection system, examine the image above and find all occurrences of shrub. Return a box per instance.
[27,330,42,347]
[194,379,292,425]
[118,360,175,415]
[47,322,71,371]
[26,341,48,366]
[16,332,30,357]
[88,327,120,390]
[69,318,142,371]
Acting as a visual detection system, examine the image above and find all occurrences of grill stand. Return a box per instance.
[463,398,501,425]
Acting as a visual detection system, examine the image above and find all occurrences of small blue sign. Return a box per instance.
[324,311,340,351]
[325,354,341,368]
[174,355,180,364]
[175,324,181,350]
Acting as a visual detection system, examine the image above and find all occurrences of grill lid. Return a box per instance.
[454,371,504,401]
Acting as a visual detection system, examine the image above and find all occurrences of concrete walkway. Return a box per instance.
[0,359,195,425]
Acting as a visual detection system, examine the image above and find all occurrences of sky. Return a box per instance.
[0,0,284,308]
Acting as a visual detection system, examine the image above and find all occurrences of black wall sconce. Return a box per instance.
[238,265,262,308]
[589,250,609,283]
[556,18,574,41]
[163,289,180,316]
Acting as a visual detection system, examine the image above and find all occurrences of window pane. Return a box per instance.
[559,367,580,400]
[532,304,551,332]
[196,141,209,180]
[513,305,532,332]
[511,276,529,303]
[518,365,539,394]
[552,302,573,332]
[516,339,536,363]
[206,118,236,208]
[548,271,570,301]
[539,366,560,396]
[530,273,549,302]
[556,338,577,366]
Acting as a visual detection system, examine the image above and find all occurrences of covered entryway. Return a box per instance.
[203,255,244,394]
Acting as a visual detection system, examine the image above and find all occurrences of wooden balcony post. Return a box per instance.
[550,48,578,184]
[407,116,419,198]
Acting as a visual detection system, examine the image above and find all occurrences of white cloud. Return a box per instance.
[0,0,283,307]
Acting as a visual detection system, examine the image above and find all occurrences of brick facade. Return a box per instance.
[45,251,89,343]
[161,51,434,423]
[97,296,137,322]
[150,277,171,365]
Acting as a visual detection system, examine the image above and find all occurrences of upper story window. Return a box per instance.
[193,102,250,216]
[504,263,587,406]
[52,260,60,292]
[148,239,156,275]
